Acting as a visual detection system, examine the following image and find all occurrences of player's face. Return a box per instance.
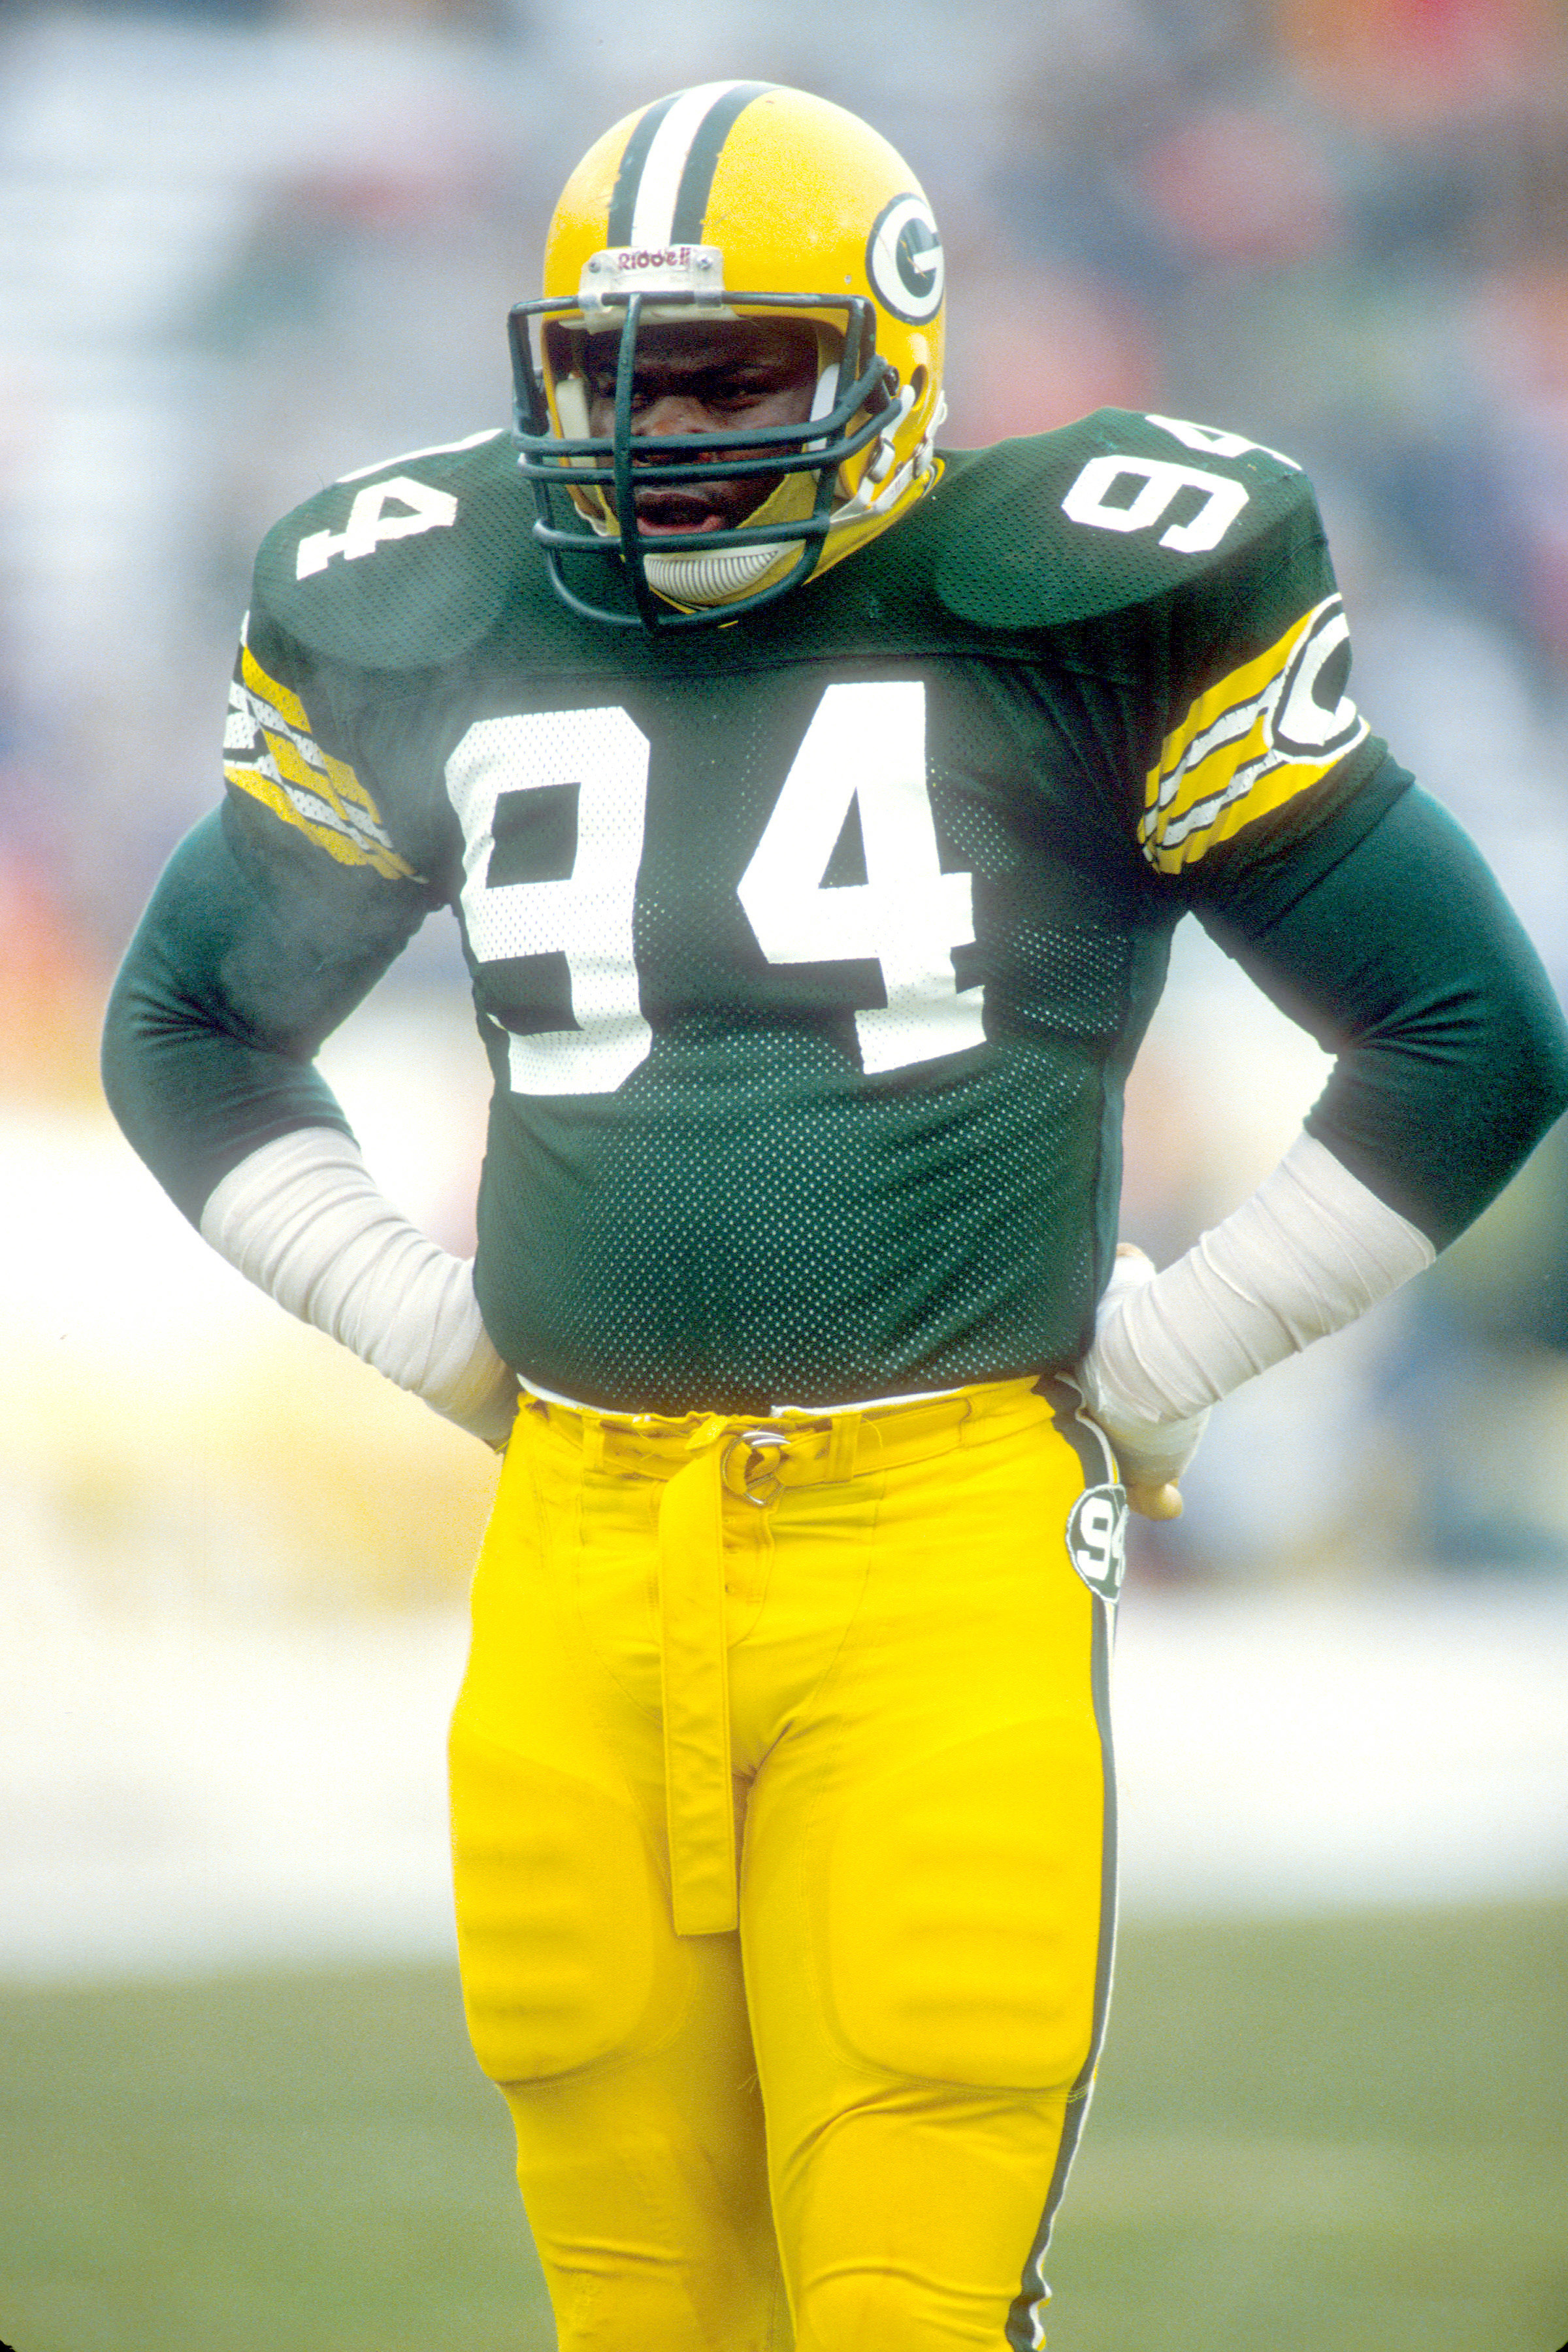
[583,318,819,534]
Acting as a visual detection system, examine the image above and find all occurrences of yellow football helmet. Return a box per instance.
[510,82,947,629]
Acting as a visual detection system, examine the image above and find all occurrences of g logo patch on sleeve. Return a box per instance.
[1066,1484,1129,1601]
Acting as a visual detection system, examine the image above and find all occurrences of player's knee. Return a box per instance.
[451,1732,683,2082]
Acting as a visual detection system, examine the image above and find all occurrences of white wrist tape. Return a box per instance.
[1075,1239,1213,1488]
[199,1126,519,1446]
[1082,1132,1435,1439]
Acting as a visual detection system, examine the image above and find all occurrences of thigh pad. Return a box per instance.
[823,1716,1108,2091]
[451,1730,688,2085]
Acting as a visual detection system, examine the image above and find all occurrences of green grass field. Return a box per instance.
[1,1902,1563,2352]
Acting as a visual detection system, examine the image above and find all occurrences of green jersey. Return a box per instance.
[103,407,1565,1411]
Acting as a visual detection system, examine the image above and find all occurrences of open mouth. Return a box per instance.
[629,485,734,535]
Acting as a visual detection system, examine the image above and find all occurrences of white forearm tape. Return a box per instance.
[1084,1131,1436,1431]
[199,1126,518,1443]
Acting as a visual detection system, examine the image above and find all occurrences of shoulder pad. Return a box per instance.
[933,410,1318,633]
[251,430,536,670]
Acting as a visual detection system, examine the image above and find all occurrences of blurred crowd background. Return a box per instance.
[6,0,1568,1613]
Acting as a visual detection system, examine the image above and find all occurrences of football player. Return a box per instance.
[103,82,1568,2352]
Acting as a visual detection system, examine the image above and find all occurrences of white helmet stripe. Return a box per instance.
[629,80,757,247]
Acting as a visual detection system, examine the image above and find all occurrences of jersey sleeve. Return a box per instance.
[1045,420,1568,1245]
[1111,433,1568,1246]
[221,617,425,885]
[1121,428,1394,891]
[983,411,1568,1247]
[1198,784,1568,1247]
[102,605,440,1225]
[931,410,1399,887]
[1138,581,1396,883]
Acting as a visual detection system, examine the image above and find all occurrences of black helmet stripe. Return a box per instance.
[606,80,774,250]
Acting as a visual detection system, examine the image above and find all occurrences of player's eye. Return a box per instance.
[705,372,774,408]
[587,363,781,415]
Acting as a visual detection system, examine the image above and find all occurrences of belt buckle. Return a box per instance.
[721,1428,787,1507]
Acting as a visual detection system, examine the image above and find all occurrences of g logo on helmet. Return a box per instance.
[866,193,944,324]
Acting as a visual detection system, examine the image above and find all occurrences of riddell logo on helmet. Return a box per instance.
[578,244,725,311]
[610,247,695,271]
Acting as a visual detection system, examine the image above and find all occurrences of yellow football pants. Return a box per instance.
[449,1375,1122,2352]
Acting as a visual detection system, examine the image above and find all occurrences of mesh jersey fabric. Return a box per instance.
[150,410,1405,1410]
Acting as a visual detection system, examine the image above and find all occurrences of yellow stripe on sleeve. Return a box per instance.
[223,623,421,883]
[1141,595,1368,874]
[240,638,312,734]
